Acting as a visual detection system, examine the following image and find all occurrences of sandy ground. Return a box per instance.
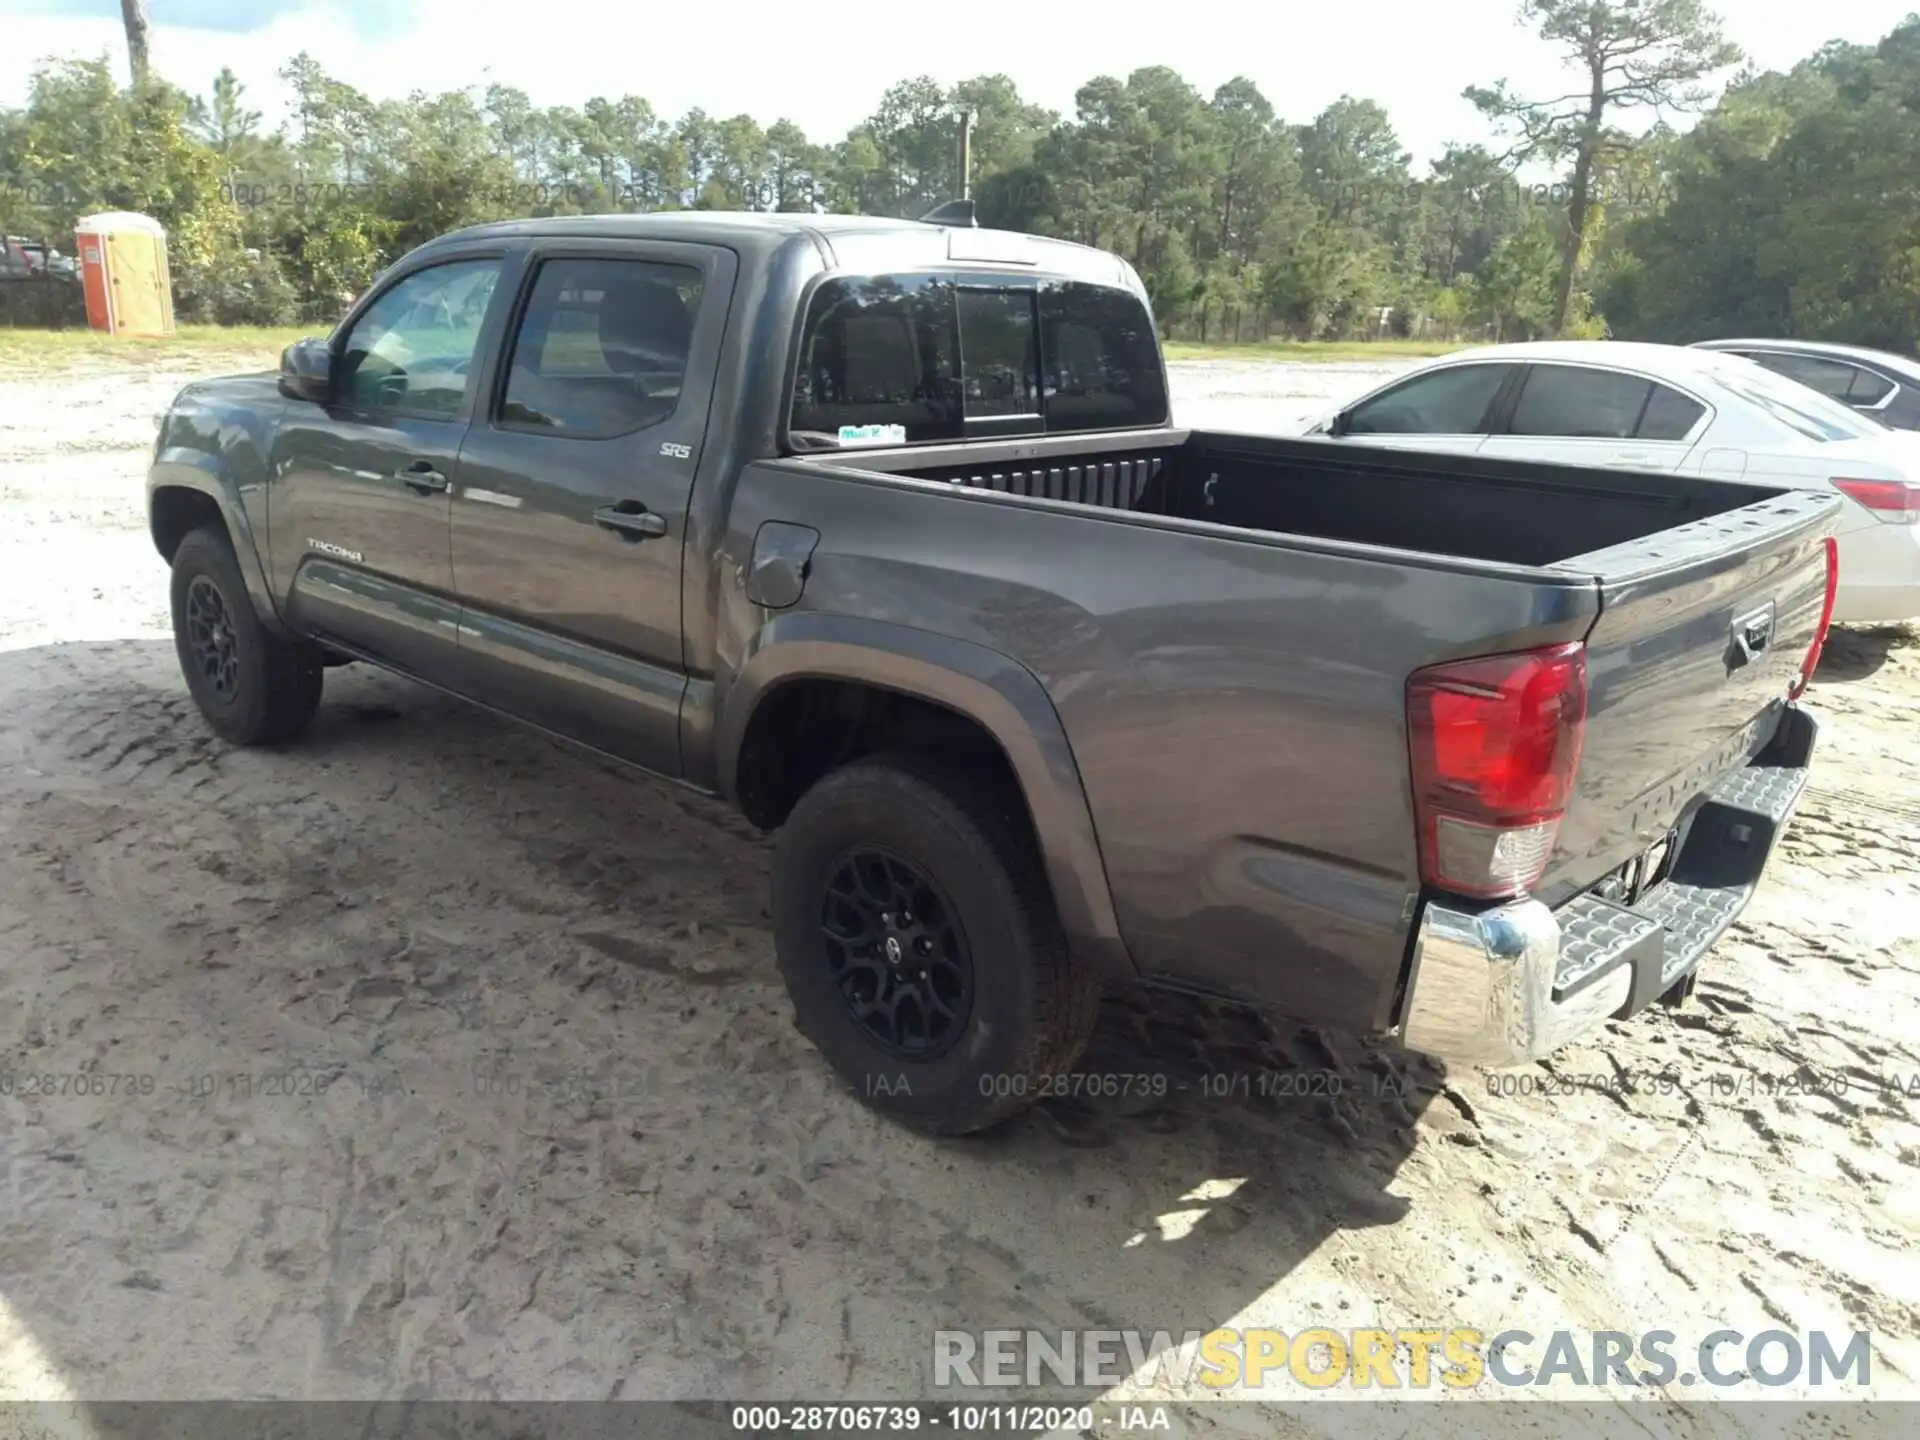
[0,350,1917,1432]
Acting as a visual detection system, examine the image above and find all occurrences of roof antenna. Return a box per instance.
[918,198,977,228]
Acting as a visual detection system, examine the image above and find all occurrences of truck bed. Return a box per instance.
[819,426,1784,570]
[743,425,1837,1030]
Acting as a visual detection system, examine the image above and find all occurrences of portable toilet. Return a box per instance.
[74,212,176,336]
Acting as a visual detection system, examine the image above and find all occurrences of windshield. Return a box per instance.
[1705,357,1886,443]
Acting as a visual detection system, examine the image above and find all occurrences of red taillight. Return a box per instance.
[1832,478,1920,525]
[1790,535,1840,700]
[1406,642,1588,899]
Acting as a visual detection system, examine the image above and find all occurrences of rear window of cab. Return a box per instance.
[788,273,1168,449]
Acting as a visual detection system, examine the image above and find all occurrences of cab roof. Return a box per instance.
[421,210,1137,289]
[1692,337,1920,377]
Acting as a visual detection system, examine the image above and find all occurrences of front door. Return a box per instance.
[449,240,737,777]
[268,251,511,682]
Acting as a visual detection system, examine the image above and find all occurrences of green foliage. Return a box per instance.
[1468,0,1742,334]
[1607,17,1920,349]
[4,11,1917,351]
[1473,205,1560,341]
[2,59,253,322]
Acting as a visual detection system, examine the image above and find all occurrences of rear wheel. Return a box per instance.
[170,526,324,745]
[772,753,1099,1135]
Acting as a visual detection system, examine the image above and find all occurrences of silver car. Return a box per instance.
[1691,337,1920,431]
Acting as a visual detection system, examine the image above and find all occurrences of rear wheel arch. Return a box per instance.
[719,618,1133,981]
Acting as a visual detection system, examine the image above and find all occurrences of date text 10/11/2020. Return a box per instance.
[853,1067,1920,1103]
[727,1405,1173,1433]
[9,1066,1912,1107]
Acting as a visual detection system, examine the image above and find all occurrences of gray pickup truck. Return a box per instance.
[148,208,1841,1134]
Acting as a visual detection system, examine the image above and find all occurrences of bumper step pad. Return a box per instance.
[1549,709,1816,1017]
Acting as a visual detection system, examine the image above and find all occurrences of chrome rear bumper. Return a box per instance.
[1397,704,1818,1069]
[1400,900,1632,1067]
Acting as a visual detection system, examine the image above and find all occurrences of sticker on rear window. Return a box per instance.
[837,423,907,446]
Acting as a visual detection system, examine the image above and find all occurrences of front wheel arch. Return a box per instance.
[148,464,292,639]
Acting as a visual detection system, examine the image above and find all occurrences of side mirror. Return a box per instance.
[278,338,335,403]
[1327,409,1352,438]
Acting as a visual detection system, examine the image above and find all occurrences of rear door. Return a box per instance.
[1479,362,1708,472]
[1331,362,1518,453]
[1536,489,1839,910]
[449,238,737,777]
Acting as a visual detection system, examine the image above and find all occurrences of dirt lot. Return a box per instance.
[0,349,1916,1430]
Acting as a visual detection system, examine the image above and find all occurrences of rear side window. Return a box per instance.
[1507,366,1707,441]
[1741,350,1900,407]
[1752,352,1857,402]
[1712,363,1882,442]
[499,257,704,437]
[1846,367,1896,405]
[1635,384,1706,440]
[788,273,1165,447]
[1509,365,1653,438]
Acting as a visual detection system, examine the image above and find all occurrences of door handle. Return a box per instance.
[594,503,669,541]
[398,461,449,495]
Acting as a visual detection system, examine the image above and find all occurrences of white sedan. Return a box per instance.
[1297,340,1920,622]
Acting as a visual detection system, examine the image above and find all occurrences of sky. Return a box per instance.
[5,0,1919,167]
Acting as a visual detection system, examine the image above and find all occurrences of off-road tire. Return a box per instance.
[170,525,324,745]
[772,752,1100,1135]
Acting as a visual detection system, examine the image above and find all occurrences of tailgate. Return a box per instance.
[1536,488,1840,907]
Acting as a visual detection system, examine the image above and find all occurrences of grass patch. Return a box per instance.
[1165,338,1471,363]
[0,324,321,376]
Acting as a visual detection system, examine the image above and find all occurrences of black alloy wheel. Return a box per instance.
[820,847,974,1059]
[169,526,325,745]
[184,573,242,701]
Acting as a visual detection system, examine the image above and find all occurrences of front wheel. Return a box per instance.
[771,754,1099,1135]
[170,526,324,746]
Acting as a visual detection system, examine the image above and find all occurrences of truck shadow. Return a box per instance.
[1815,621,1915,683]
[0,643,1440,1405]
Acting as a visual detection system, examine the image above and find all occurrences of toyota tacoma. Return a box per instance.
[147,207,1840,1133]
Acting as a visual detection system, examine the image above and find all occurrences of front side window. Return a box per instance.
[788,273,1165,447]
[338,259,502,418]
[499,258,704,437]
[1345,364,1512,435]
